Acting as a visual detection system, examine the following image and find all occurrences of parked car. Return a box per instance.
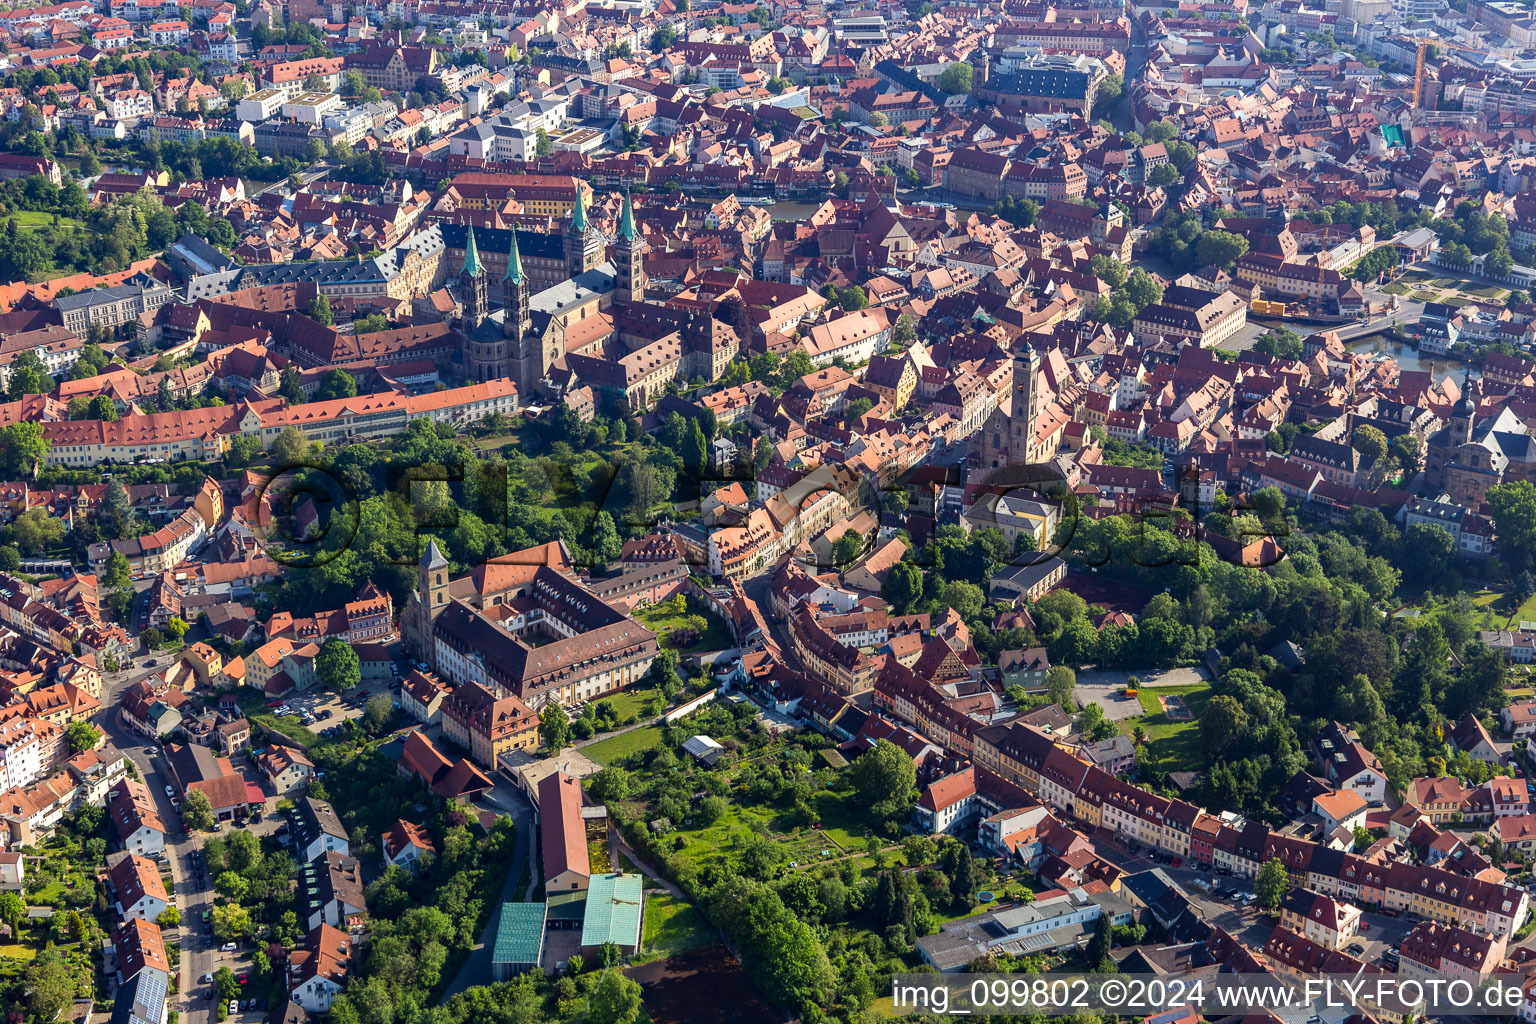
[201,973,213,984]
[164,785,174,797]
[230,1001,240,1015]
[221,942,238,952]
[1346,943,1365,956]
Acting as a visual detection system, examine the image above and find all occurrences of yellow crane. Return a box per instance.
[1388,36,1490,109]
[1388,37,1429,109]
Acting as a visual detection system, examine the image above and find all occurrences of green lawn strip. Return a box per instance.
[641,892,714,956]
[598,687,663,721]
[584,726,665,765]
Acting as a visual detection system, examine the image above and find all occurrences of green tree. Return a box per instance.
[1256,857,1289,911]
[6,349,48,399]
[362,694,393,734]
[880,560,923,613]
[937,62,972,94]
[182,788,215,831]
[279,367,306,404]
[316,638,361,692]
[1093,74,1124,113]
[0,422,48,476]
[1200,694,1249,755]
[66,718,100,753]
[849,739,916,813]
[541,703,571,751]
[1045,665,1076,708]
[0,890,25,937]
[1194,230,1249,270]
[88,394,119,421]
[838,285,869,311]
[97,475,132,541]
[157,905,181,928]
[314,369,357,402]
[25,949,74,1022]
[1089,254,1127,289]
[832,530,864,567]
[1253,328,1304,360]
[1351,424,1388,464]
[1490,480,1536,569]
[1148,163,1181,187]
[308,292,333,326]
[215,870,249,901]
[1084,913,1111,969]
[587,970,645,1024]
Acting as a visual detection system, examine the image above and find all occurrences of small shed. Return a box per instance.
[491,902,548,980]
[683,734,724,765]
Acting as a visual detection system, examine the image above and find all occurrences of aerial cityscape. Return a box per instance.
[7,0,1536,1022]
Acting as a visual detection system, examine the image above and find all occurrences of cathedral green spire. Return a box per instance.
[570,185,588,233]
[618,190,637,241]
[504,229,524,284]
[462,223,483,278]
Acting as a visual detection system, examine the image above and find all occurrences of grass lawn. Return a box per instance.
[634,595,735,653]
[598,686,663,721]
[1467,285,1507,298]
[1442,296,1477,307]
[1469,587,1536,630]
[1409,290,1440,302]
[1121,682,1214,766]
[0,944,36,960]
[641,892,714,956]
[9,210,83,234]
[584,725,665,765]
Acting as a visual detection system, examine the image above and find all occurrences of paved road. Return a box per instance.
[438,782,534,1000]
[94,661,218,1024]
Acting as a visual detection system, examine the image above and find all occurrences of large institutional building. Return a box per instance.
[402,539,658,712]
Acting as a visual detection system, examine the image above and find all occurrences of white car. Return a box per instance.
[221,942,237,952]
[201,973,213,984]
[164,785,174,797]
[230,1000,240,1015]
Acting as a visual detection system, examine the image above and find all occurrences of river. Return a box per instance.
[1346,336,1467,377]
[768,200,830,222]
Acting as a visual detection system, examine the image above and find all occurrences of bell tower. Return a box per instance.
[458,223,487,330]
[615,190,646,307]
[1008,341,1044,465]
[503,228,531,341]
[410,538,452,668]
[564,185,601,277]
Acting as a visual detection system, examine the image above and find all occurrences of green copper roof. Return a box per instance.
[570,185,588,233]
[618,191,637,242]
[491,903,545,968]
[504,229,524,284]
[462,223,483,278]
[580,873,643,949]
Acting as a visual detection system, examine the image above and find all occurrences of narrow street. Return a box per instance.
[438,782,534,1000]
[93,666,217,1024]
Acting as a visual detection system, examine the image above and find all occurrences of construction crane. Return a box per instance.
[1389,37,1429,110]
[1388,36,1490,110]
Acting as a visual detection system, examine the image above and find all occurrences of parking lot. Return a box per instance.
[263,678,401,740]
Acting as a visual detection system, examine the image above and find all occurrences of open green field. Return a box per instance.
[584,726,665,765]
[1471,587,1536,630]
[9,210,83,234]
[641,892,714,957]
[598,686,663,721]
[1121,682,1214,766]
[634,595,735,652]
